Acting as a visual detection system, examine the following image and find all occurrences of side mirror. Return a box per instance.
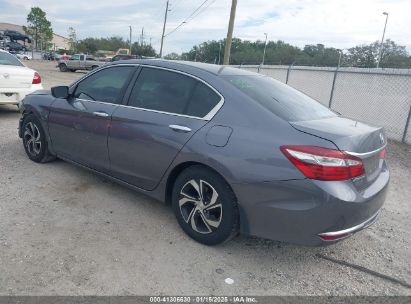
[51,86,69,99]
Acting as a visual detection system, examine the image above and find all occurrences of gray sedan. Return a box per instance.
[18,60,389,245]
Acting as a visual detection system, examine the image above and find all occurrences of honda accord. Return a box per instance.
[18,60,389,245]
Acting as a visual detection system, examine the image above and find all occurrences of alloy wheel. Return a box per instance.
[179,179,223,234]
[24,122,42,156]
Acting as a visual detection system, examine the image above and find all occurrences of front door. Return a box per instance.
[48,65,136,173]
[108,67,222,190]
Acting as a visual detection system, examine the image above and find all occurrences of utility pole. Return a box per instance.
[223,0,237,65]
[376,12,389,69]
[129,26,132,54]
[160,0,170,58]
[337,49,343,68]
[261,33,268,65]
[218,41,222,65]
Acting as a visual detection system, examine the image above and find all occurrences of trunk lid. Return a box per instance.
[0,65,34,89]
[291,116,386,187]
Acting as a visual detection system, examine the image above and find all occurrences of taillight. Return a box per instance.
[32,72,41,84]
[280,145,365,181]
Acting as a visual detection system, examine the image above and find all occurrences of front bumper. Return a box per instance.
[232,163,389,246]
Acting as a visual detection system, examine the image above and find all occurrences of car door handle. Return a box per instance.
[169,124,192,133]
[93,111,109,117]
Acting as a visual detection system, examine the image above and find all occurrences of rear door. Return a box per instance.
[48,65,136,173]
[108,66,223,190]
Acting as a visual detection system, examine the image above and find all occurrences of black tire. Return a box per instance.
[59,63,68,72]
[91,65,98,70]
[22,114,56,163]
[172,165,239,245]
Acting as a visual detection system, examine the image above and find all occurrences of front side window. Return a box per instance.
[70,55,80,60]
[73,66,134,104]
[128,67,221,118]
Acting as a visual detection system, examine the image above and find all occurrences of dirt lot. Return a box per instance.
[0,60,410,296]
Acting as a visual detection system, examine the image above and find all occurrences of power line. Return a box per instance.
[186,0,217,22]
[164,0,210,37]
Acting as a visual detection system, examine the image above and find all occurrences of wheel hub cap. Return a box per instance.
[179,179,223,234]
[23,122,41,156]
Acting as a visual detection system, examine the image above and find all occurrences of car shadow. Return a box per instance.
[0,105,20,116]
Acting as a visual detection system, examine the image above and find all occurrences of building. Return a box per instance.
[0,22,70,50]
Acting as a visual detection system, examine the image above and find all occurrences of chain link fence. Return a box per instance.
[238,65,411,144]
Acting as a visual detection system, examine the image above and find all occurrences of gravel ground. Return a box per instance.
[0,61,410,296]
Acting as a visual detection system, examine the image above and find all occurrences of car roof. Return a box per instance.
[111,59,258,77]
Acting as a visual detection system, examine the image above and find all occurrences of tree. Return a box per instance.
[178,38,410,68]
[131,42,157,57]
[345,39,408,68]
[23,7,53,51]
[377,39,408,68]
[164,52,181,60]
[76,38,99,54]
[68,27,77,52]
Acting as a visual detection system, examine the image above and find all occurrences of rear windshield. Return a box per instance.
[224,75,336,122]
[0,52,23,66]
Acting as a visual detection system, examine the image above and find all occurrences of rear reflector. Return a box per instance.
[318,233,350,241]
[379,148,386,159]
[32,72,41,84]
[280,145,365,181]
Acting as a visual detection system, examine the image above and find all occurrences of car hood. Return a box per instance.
[290,116,385,153]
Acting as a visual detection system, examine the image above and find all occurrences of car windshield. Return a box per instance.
[224,75,337,122]
[0,51,23,66]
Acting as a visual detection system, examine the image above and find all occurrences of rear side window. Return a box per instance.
[225,75,336,122]
[0,51,23,66]
[128,67,221,118]
[186,82,221,117]
[74,66,134,104]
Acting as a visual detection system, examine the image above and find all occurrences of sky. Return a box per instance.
[0,0,410,54]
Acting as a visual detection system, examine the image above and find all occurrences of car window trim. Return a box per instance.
[125,64,224,120]
[69,63,225,120]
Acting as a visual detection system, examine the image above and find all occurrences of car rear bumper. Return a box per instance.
[0,85,43,105]
[232,163,389,246]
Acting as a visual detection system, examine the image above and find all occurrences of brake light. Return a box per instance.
[32,72,41,84]
[280,145,365,181]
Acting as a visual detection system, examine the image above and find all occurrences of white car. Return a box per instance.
[15,52,33,60]
[0,49,43,107]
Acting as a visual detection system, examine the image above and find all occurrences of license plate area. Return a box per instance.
[1,93,18,100]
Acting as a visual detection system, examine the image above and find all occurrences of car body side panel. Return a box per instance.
[48,98,117,173]
[108,106,207,190]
